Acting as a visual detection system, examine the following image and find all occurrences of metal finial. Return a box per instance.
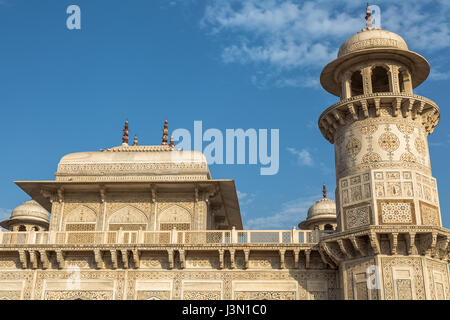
[323,184,327,198]
[169,136,174,148]
[161,120,169,145]
[132,134,138,146]
[365,3,374,30]
[122,119,129,145]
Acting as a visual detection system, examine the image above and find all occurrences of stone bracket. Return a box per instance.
[94,249,104,269]
[39,250,50,269]
[279,249,286,269]
[110,249,118,269]
[406,232,416,255]
[368,232,380,255]
[318,247,336,269]
[305,249,311,269]
[178,249,186,269]
[132,249,140,269]
[389,232,398,255]
[229,249,235,269]
[293,249,299,269]
[121,249,129,269]
[349,236,366,257]
[29,250,38,269]
[337,239,352,259]
[167,249,174,270]
[18,250,27,269]
[218,249,224,270]
[243,249,250,270]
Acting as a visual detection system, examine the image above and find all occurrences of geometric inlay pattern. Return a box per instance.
[234,291,296,300]
[419,201,440,226]
[378,133,400,152]
[379,201,414,224]
[345,205,371,229]
[396,279,413,300]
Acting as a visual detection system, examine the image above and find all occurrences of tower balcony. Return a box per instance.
[319,93,440,144]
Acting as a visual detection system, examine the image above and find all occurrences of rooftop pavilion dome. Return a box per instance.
[320,5,430,97]
[0,200,49,231]
[54,120,211,183]
[299,185,337,231]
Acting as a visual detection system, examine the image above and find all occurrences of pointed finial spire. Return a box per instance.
[122,119,129,145]
[365,3,374,30]
[161,120,169,145]
[170,136,175,148]
[323,184,327,198]
[132,134,138,146]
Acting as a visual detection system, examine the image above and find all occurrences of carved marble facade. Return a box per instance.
[0,7,448,301]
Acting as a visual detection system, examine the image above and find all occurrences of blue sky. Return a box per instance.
[0,0,449,229]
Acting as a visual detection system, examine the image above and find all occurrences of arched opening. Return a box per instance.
[18,225,26,232]
[350,71,363,96]
[324,224,334,231]
[159,205,191,231]
[32,226,39,231]
[371,66,390,93]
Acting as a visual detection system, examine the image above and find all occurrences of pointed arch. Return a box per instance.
[64,205,97,231]
[108,205,148,231]
[158,205,192,231]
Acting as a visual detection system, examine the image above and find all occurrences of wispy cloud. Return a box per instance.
[429,68,450,81]
[287,147,313,166]
[199,0,450,88]
[237,190,256,206]
[245,195,318,229]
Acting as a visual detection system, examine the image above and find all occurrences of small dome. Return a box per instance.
[338,29,408,57]
[10,200,49,224]
[307,198,336,219]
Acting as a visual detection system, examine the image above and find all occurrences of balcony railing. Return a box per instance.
[0,228,331,246]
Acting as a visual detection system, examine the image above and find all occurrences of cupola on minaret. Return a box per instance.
[319,5,441,232]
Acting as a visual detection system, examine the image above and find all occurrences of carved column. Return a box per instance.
[362,67,373,95]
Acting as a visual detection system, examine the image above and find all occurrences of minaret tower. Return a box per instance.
[318,5,449,300]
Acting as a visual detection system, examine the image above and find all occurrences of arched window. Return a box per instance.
[350,71,364,96]
[324,224,334,231]
[18,225,26,232]
[32,226,39,231]
[371,66,390,93]
[159,205,191,231]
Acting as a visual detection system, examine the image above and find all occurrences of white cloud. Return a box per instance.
[287,147,313,166]
[245,195,318,229]
[199,0,450,87]
[237,190,256,206]
[429,68,450,81]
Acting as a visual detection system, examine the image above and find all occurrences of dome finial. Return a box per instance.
[323,184,327,198]
[365,3,374,30]
[122,119,129,145]
[132,134,138,146]
[161,120,169,145]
